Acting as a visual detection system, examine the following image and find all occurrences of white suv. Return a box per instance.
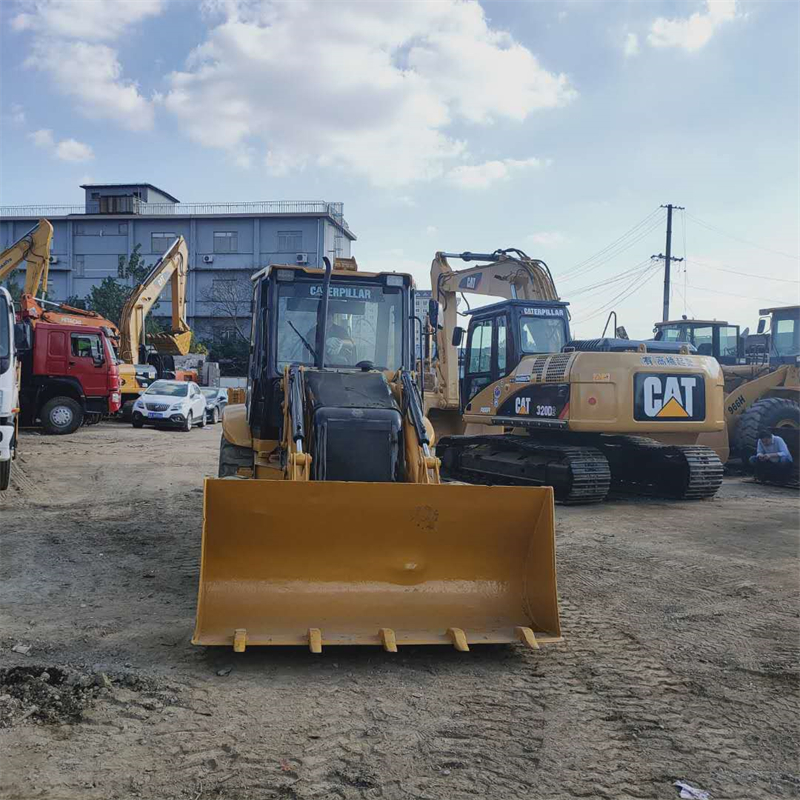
[131,380,208,432]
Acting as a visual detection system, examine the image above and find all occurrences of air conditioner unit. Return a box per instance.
[203,255,214,264]
[48,256,59,264]
[296,253,308,264]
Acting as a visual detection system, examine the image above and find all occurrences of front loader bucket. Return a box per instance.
[193,479,561,652]
[147,330,192,356]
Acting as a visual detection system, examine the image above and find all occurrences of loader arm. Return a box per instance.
[429,249,559,410]
[118,236,190,363]
[0,219,54,296]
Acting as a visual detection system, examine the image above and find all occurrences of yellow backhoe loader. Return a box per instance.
[193,257,560,653]
[117,236,192,416]
[422,249,725,503]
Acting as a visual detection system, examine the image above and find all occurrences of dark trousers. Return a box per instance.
[750,458,793,483]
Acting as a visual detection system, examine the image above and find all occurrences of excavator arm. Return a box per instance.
[118,236,191,363]
[0,219,54,296]
[429,249,560,409]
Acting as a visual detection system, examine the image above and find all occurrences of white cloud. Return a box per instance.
[446,157,548,190]
[29,128,55,148]
[527,231,567,247]
[10,104,26,125]
[27,40,155,131]
[648,0,737,52]
[55,138,94,162]
[29,127,94,162]
[12,0,163,131]
[623,32,640,58]
[163,0,575,187]
[11,0,163,41]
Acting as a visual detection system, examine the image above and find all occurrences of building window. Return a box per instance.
[118,223,128,234]
[99,195,133,214]
[278,231,303,252]
[151,232,176,253]
[213,231,238,253]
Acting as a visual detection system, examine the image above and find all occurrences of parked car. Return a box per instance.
[200,387,228,424]
[131,380,207,432]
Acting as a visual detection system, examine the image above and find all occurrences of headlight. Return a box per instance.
[134,399,144,408]
[170,403,184,411]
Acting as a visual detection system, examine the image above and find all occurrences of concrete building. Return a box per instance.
[0,182,355,340]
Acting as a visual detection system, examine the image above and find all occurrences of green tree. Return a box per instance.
[118,244,151,283]
[84,277,130,324]
[1,277,23,305]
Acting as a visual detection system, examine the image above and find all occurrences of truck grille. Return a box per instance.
[145,403,170,412]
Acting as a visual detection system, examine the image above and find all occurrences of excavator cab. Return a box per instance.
[459,300,571,410]
[193,260,561,652]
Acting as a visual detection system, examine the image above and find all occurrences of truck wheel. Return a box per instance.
[40,397,83,435]
[737,397,800,462]
[0,459,10,491]
[219,436,253,478]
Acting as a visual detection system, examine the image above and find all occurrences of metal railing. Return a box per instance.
[0,200,351,232]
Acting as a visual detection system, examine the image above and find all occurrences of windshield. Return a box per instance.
[519,316,567,354]
[276,281,404,371]
[772,313,800,357]
[200,388,219,399]
[145,381,188,397]
[0,294,9,359]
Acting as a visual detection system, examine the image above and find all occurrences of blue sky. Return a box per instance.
[1,0,797,338]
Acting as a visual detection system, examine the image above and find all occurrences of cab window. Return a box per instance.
[496,315,508,374]
[718,326,739,359]
[774,317,799,356]
[690,326,714,355]
[468,319,492,373]
[71,333,102,360]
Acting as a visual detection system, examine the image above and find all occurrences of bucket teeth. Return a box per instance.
[515,626,539,650]
[379,628,398,653]
[447,628,470,652]
[308,628,322,654]
[233,629,247,652]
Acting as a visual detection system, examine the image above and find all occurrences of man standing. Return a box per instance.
[749,429,794,484]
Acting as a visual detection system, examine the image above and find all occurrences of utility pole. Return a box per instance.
[651,204,685,322]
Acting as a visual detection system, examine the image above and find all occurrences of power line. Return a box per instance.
[574,260,662,325]
[686,257,800,284]
[560,208,664,280]
[686,212,799,260]
[684,282,786,304]
[568,259,653,297]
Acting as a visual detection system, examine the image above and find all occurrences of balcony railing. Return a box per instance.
[0,200,351,232]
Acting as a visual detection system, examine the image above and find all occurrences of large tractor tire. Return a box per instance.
[737,397,800,462]
[218,436,254,478]
[40,396,83,435]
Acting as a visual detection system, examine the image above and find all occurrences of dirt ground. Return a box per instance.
[0,422,797,800]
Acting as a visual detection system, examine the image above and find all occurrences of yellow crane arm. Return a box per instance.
[428,250,559,409]
[0,219,54,296]
[118,236,190,364]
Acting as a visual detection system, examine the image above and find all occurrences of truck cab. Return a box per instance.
[653,318,742,364]
[459,300,571,407]
[18,320,121,434]
[753,306,800,365]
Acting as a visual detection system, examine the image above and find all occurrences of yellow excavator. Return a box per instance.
[422,249,726,503]
[193,257,560,653]
[117,236,193,416]
[0,219,54,296]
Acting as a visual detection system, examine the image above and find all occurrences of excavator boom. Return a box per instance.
[118,236,191,363]
[0,219,54,296]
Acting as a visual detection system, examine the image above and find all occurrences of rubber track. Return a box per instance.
[603,436,724,500]
[438,435,611,504]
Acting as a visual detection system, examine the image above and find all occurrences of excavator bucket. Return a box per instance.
[193,479,561,651]
[147,330,192,356]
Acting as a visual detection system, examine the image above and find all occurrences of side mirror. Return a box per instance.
[451,326,464,347]
[13,322,33,353]
[427,299,439,329]
[757,319,766,334]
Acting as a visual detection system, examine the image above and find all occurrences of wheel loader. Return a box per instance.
[422,249,725,504]
[193,257,560,653]
[654,306,799,476]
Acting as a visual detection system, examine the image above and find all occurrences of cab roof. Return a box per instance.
[656,319,731,327]
[251,263,415,286]
[464,299,570,316]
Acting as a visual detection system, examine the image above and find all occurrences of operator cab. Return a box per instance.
[459,300,571,405]
[653,318,742,364]
[248,264,415,442]
[755,306,800,365]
